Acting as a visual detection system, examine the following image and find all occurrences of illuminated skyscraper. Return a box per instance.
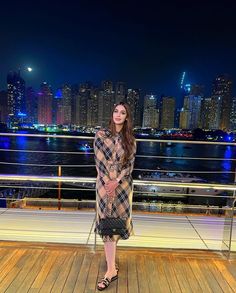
[98,81,115,127]
[115,82,126,103]
[200,97,212,129]
[7,70,25,124]
[103,80,113,93]
[189,84,204,129]
[179,107,191,129]
[70,84,79,125]
[62,84,72,124]
[179,84,203,129]
[230,97,236,131]
[76,82,91,126]
[208,97,222,129]
[212,75,233,130]
[38,82,53,124]
[180,83,191,108]
[160,96,175,129]
[25,87,38,124]
[143,95,159,128]
[0,90,8,123]
[55,88,63,125]
[87,87,99,126]
[127,88,142,127]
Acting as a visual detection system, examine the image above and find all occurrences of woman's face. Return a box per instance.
[113,105,127,125]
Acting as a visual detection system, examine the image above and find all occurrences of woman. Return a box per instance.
[94,102,136,291]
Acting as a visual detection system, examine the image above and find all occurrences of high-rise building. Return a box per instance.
[200,97,212,129]
[71,85,79,125]
[180,83,191,107]
[103,80,113,93]
[62,84,72,125]
[0,90,8,123]
[212,75,233,130]
[191,95,202,129]
[25,87,38,124]
[178,83,191,128]
[230,97,236,131]
[190,84,204,96]
[127,89,142,127]
[87,88,99,126]
[54,88,63,125]
[143,95,159,128]
[160,96,175,129]
[37,82,53,124]
[179,84,203,129]
[208,96,222,129]
[98,81,115,127]
[7,70,25,125]
[115,82,126,104]
[179,107,191,129]
[185,96,202,129]
[76,82,91,126]
[54,85,72,125]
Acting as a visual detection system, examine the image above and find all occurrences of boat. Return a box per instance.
[138,172,206,183]
[137,172,222,197]
[166,142,175,148]
[78,143,93,151]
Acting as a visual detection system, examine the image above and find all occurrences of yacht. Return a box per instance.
[138,171,206,183]
[78,143,93,151]
[137,172,222,196]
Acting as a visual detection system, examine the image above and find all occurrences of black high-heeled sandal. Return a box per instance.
[97,273,118,291]
[97,277,111,291]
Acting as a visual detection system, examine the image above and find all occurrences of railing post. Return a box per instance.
[227,200,236,259]
[58,166,62,210]
[223,168,236,259]
[227,168,236,259]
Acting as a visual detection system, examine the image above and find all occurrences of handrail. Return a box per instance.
[0,132,235,146]
[0,185,233,198]
[0,150,235,161]
[0,174,235,190]
[0,149,88,155]
[0,161,234,174]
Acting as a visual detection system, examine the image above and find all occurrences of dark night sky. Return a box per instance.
[1,0,236,100]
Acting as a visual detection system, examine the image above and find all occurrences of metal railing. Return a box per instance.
[0,132,235,258]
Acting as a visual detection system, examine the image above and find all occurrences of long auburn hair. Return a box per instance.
[109,102,135,166]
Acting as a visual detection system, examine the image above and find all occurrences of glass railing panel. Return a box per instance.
[0,176,235,256]
[0,132,235,257]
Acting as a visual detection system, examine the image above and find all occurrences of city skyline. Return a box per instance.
[2,70,235,132]
[0,0,236,100]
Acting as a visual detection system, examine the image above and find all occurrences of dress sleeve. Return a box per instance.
[116,140,136,183]
[94,130,110,183]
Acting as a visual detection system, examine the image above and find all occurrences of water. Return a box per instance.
[0,135,235,184]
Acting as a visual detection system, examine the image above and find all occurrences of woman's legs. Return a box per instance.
[97,241,117,290]
[104,241,117,275]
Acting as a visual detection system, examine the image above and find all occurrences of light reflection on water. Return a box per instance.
[222,146,233,170]
[0,136,10,149]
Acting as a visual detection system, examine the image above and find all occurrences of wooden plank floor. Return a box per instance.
[0,242,236,293]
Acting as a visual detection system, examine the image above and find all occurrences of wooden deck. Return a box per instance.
[0,242,236,292]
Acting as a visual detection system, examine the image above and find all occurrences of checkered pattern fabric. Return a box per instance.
[94,128,136,242]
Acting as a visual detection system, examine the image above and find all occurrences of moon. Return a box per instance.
[27,67,33,72]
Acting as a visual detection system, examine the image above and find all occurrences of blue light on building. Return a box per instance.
[17,112,27,117]
[55,89,62,98]
[184,84,191,94]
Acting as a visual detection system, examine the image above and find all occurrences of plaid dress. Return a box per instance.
[94,128,136,242]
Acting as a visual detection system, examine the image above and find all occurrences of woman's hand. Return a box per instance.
[105,180,118,197]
